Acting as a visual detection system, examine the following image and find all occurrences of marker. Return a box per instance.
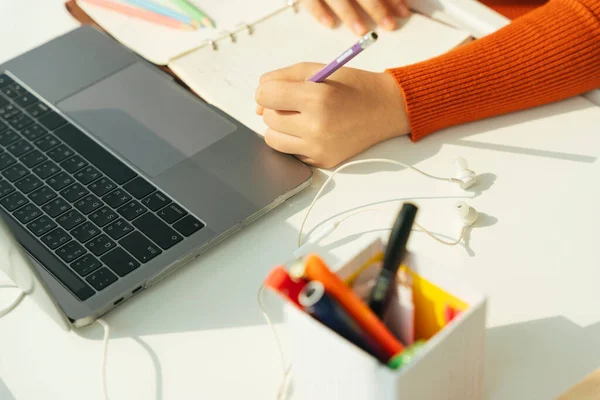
[289,255,405,360]
[264,265,306,308]
[368,203,418,318]
[299,281,388,363]
[309,31,378,82]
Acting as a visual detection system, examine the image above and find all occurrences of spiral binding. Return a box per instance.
[168,0,300,62]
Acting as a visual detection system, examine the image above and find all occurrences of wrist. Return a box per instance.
[378,72,410,140]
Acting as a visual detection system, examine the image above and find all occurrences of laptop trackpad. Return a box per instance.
[58,62,237,177]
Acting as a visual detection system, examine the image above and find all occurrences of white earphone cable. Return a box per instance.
[96,318,111,400]
[298,159,458,247]
[0,283,25,319]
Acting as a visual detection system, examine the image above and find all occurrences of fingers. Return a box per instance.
[324,0,367,35]
[263,129,308,155]
[386,0,410,17]
[259,62,324,84]
[356,0,396,30]
[262,109,307,137]
[255,80,314,112]
[303,0,335,27]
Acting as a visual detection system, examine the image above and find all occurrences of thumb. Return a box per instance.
[259,62,325,84]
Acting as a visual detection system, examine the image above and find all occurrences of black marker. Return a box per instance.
[368,203,418,319]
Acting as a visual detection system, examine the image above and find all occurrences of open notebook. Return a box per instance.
[76,1,472,133]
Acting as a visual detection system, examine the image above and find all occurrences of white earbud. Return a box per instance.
[455,201,478,227]
[454,158,477,189]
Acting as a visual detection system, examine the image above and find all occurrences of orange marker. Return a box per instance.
[289,255,405,360]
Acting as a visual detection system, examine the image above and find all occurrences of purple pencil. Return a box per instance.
[309,31,379,83]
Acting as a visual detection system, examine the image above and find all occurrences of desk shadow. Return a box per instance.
[0,378,15,400]
[485,317,600,399]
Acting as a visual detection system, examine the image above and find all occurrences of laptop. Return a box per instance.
[0,26,312,328]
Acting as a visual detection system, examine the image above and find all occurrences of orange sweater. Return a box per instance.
[386,0,600,141]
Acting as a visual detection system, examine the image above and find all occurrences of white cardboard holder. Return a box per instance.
[285,238,487,400]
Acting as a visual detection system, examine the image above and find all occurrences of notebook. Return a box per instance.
[75,0,473,133]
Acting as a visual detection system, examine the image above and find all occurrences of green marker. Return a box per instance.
[171,0,215,28]
[387,341,427,370]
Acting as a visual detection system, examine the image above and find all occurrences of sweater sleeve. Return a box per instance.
[386,0,600,141]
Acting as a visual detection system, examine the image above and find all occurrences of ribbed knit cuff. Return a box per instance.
[386,0,600,141]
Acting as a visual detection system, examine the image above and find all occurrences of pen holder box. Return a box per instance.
[285,238,487,400]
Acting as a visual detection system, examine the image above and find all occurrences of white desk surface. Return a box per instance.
[1,2,600,399]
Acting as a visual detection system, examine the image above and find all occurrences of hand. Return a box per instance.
[302,0,410,35]
[255,63,409,168]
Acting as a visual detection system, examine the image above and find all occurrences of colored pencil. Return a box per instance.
[122,0,200,27]
[79,0,197,30]
[171,0,215,28]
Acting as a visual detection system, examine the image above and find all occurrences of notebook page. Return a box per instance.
[76,0,281,65]
[170,7,470,134]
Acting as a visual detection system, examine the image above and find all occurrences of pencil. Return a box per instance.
[79,0,197,31]
[122,0,200,27]
[171,0,215,28]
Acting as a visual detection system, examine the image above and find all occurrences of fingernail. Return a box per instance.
[381,16,396,30]
[352,21,367,35]
[320,15,334,27]
[399,4,410,17]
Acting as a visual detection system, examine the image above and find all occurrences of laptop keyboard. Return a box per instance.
[0,73,205,301]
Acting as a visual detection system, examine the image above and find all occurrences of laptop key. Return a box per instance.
[15,174,42,194]
[21,123,46,141]
[29,185,57,206]
[0,74,14,89]
[0,84,24,99]
[47,172,74,191]
[34,134,60,152]
[74,194,102,215]
[57,209,85,230]
[41,228,72,250]
[13,203,42,224]
[123,177,155,200]
[20,150,47,168]
[61,155,87,174]
[74,166,101,185]
[86,267,117,291]
[117,200,147,221]
[54,124,136,184]
[2,163,28,182]
[25,102,50,119]
[72,254,102,277]
[0,104,19,120]
[47,144,74,163]
[42,197,71,218]
[14,94,36,108]
[0,179,15,198]
[71,222,101,243]
[0,192,27,211]
[89,207,118,227]
[56,241,85,263]
[173,215,205,237]
[32,160,59,179]
[60,183,89,203]
[89,178,115,197]
[141,191,171,211]
[101,248,140,277]
[7,140,33,157]
[104,218,133,240]
[0,152,16,171]
[38,111,67,131]
[157,203,187,224]
[133,213,183,250]
[103,189,131,209]
[0,130,19,146]
[27,215,57,237]
[0,120,8,133]
[8,113,34,131]
[120,231,162,263]
[86,234,116,257]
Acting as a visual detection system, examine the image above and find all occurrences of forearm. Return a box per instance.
[386,0,600,141]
